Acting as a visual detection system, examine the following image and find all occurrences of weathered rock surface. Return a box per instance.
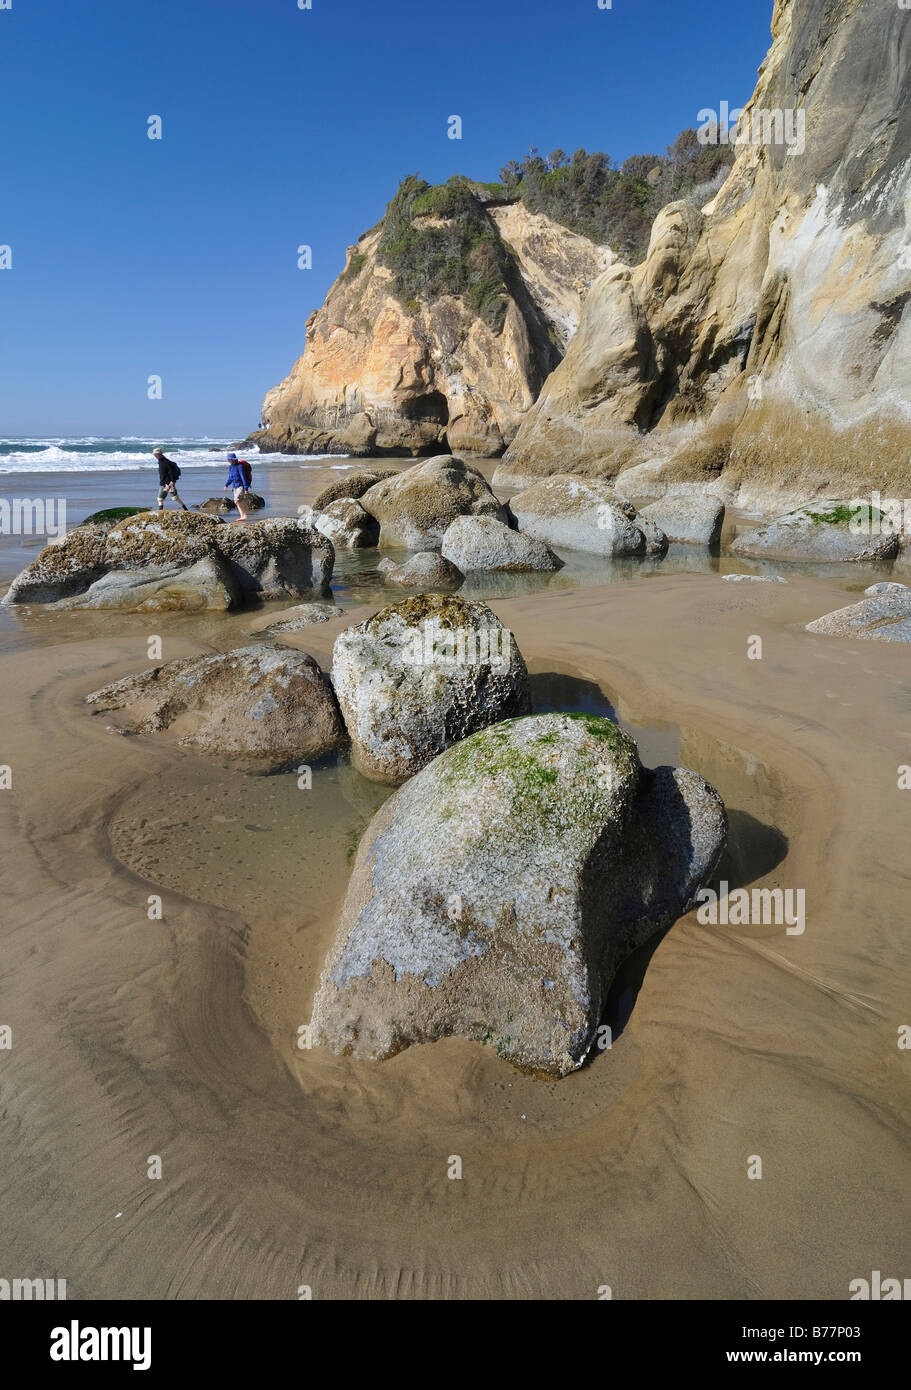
[56,555,239,612]
[441,514,564,572]
[241,191,609,458]
[508,475,667,557]
[359,455,508,549]
[310,712,726,1076]
[805,584,911,642]
[730,505,899,563]
[215,518,335,599]
[3,511,334,608]
[640,493,725,547]
[502,0,911,508]
[331,593,530,783]
[312,470,400,510]
[313,498,380,549]
[87,644,346,767]
[2,525,109,605]
[384,552,464,590]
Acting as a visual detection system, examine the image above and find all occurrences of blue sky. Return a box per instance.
[0,0,773,437]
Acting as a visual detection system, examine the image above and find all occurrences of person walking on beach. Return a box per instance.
[153,447,188,511]
[223,452,251,521]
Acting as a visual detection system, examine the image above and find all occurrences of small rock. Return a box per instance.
[640,493,725,547]
[385,552,465,590]
[806,589,911,642]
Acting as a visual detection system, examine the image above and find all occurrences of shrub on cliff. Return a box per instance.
[499,130,733,260]
[376,174,519,333]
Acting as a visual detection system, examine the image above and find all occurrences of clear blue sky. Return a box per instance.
[0,0,774,438]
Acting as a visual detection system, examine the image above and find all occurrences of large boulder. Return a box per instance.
[313,498,379,550]
[311,713,727,1076]
[384,552,464,590]
[731,504,900,563]
[56,555,239,612]
[312,469,399,510]
[805,583,911,642]
[640,493,725,547]
[441,515,564,572]
[359,456,509,550]
[508,475,667,557]
[331,594,530,783]
[86,644,346,768]
[2,525,109,605]
[216,518,334,599]
[2,511,334,609]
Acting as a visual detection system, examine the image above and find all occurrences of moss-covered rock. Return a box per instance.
[2,525,110,605]
[731,503,899,563]
[360,455,509,550]
[311,712,727,1075]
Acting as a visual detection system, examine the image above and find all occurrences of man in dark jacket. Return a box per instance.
[153,447,188,510]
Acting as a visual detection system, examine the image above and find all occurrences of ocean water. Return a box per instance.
[0,436,350,473]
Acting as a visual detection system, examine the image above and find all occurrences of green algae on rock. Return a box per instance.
[311,712,726,1076]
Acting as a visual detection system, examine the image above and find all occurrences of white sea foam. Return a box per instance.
[0,438,346,474]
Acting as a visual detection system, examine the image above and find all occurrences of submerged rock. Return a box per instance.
[360,456,508,549]
[384,552,464,590]
[331,593,530,783]
[441,514,564,572]
[640,493,725,547]
[314,498,380,549]
[311,713,726,1076]
[805,585,911,642]
[509,475,667,557]
[731,504,899,564]
[259,602,344,633]
[86,644,346,768]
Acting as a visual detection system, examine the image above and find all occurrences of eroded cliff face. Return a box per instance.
[245,201,611,458]
[502,0,911,508]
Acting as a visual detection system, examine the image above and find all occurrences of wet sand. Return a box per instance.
[0,459,909,1298]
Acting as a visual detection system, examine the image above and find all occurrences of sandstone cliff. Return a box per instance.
[501,0,911,508]
[244,183,611,458]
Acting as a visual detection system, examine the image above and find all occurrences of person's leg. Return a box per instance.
[171,485,189,511]
[157,484,167,510]
[233,486,249,521]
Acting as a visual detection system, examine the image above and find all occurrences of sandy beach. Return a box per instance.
[1,458,908,1299]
